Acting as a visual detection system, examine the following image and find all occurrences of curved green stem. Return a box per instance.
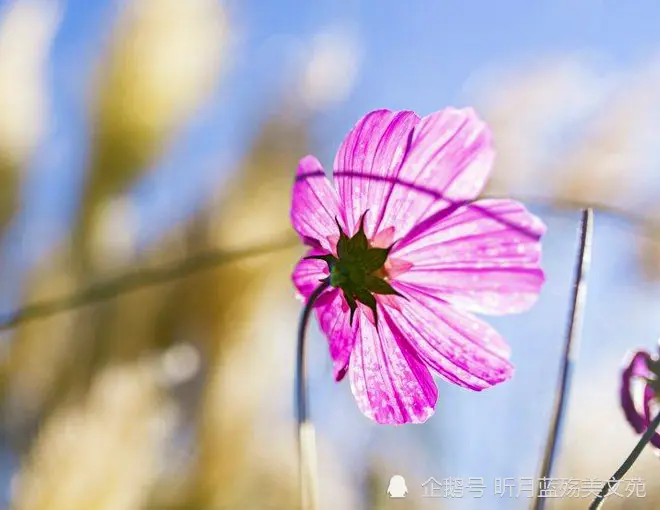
[295,280,330,510]
[588,411,660,509]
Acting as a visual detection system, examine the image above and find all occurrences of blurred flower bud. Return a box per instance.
[620,346,660,448]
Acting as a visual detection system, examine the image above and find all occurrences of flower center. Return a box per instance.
[305,213,404,326]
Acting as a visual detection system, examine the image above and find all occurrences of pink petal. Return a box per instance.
[333,109,420,237]
[392,199,545,315]
[386,283,513,390]
[349,309,438,424]
[373,107,494,241]
[620,351,652,435]
[385,258,414,279]
[291,155,341,251]
[292,256,355,381]
[371,226,396,248]
[291,252,328,299]
[629,350,653,378]
[316,288,357,381]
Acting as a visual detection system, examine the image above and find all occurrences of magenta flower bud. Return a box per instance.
[621,347,660,448]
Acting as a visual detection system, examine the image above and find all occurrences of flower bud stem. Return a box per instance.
[588,410,660,509]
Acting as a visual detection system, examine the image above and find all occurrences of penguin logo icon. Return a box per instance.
[387,475,408,498]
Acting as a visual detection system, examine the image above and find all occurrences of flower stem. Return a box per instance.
[532,209,593,510]
[296,280,330,510]
[588,410,660,509]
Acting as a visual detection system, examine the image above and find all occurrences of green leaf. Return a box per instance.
[361,247,389,272]
[364,275,404,297]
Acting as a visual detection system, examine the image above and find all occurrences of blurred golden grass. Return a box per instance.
[3,12,335,503]
[4,0,228,441]
[76,0,226,271]
[11,360,175,510]
[170,111,312,509]
[4,2,660,509]
[0,0,61,235]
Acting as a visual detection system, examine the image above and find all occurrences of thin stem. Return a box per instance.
[296,280,330,510]
[296,280,330,424]
[589,411,660,509]
[5,196,660,336]
[0,235,300,332]
[532,209,594,510]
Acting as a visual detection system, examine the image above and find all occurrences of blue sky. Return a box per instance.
[3,0,660,508]
[11,0,660,267]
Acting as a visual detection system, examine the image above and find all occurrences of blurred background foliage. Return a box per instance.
[1,1,660,509]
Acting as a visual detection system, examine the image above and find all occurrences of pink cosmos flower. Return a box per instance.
[290,107,546,424]
[621,346,660,448]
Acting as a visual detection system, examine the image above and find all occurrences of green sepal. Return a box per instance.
[330,268,348,288]
[343,290,358,326]
[304,254,338,269]
[361,247,390,273]
[347,212,369,254]
[354,287,379,326]
[320,211,407,327]
[345,234,368,257]
[364,275,405,298]
[335,218,352,260]
[336,213,371,260]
